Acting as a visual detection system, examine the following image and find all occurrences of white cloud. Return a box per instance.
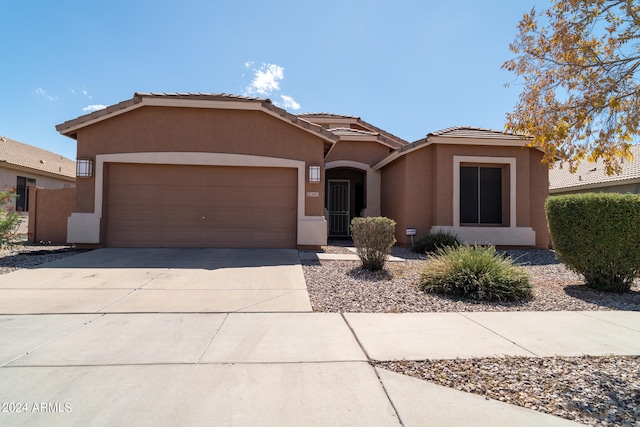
[34,88,57,101]
[242,62,301,110]
[278,95,301,110]
[82,104,107,112]
[245,63,285,96]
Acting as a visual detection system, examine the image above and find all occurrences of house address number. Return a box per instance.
[306,192,319,197]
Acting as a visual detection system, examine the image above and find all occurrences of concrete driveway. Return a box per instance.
[0,248,311,314]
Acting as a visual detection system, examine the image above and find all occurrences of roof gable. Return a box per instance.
[373,126,534,171]
[56,92,338,145]
[0,136,75,179]
[299,113,408,149]
[549,145,640,191]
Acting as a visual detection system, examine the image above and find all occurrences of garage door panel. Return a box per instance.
[106,164,297,248]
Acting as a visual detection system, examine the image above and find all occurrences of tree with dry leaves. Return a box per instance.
[503,0,640,173]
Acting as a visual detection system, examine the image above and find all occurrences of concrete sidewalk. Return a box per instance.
[2,311,638,425]
[0,249,637,426]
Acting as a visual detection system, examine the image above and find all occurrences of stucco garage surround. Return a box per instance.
[67,153,326,248]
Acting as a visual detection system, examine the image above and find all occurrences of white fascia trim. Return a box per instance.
[372,140,434,171]
[429,136,529,147]
[60,98,336,144]
[61,99,261,136]
[453,156,517,228]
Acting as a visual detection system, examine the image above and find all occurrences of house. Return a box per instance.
[549,145,640,195]
[0,135,75,213]
[55,92,549,249]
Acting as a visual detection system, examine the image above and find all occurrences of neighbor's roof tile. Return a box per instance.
[549,145,640,190]
[0,136,75,179]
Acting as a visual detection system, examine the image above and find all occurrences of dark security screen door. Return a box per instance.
[460,166,502,224]
[328,180,350,236]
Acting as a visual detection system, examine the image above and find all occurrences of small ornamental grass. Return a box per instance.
[413,230,461,254]
[419,245,532,302]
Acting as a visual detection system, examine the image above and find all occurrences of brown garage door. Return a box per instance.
[106,163,297,248]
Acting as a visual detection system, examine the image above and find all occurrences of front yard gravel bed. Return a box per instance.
[0,244,87,274]
[303,248,640,313]
[376,356,640,426]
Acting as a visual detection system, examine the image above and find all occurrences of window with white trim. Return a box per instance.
[460,166,502,225]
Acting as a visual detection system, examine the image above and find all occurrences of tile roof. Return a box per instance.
[299,113,408,148]
[373,126,536,171]
[56,92,338,144]
[0,135,75,179]
[298,112,361,120]
[549,145,640,191]
[428,126,529,141]
[327,127,380,136]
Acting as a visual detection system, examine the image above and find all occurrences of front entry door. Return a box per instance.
[328,180,350,237]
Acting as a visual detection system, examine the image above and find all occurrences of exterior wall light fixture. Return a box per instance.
[76,159,93,178]
[309,165,321,183]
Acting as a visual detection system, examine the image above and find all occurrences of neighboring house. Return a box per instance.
[0,135,76,212]
[55,92,549,249]
[549,145,640,195]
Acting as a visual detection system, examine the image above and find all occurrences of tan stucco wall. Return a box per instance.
[529,150,551,247]
[28,187,75,244]
[380,155,408,244]
[381,143,550,248]
[402,145,436,244]
[74,106,327,217]
[325,140,391,166]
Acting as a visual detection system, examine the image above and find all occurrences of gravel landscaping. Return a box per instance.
[0,243,87,275]
[376,356,640,426]
[303,244,640,313]
[304,241,640,426]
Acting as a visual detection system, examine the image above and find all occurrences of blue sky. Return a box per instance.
[1,0,551,161]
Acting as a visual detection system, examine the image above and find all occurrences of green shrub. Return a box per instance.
[351,217,396,271]
[545,193,640,292]
[413,230,461,253]
[419,245,532,302]
[0,187,21,249]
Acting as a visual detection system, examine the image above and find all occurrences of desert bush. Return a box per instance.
[419,245,532,302]
[413,230,461,253]
[545,193,640,292]
[350,217,396,271]
[0,187,21,249]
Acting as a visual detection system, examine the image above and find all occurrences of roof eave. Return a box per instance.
[56,93,339,145]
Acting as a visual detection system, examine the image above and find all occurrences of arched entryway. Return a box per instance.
[325,167,366,237]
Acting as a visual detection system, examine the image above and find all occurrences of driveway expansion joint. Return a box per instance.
[457,312,540,357]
